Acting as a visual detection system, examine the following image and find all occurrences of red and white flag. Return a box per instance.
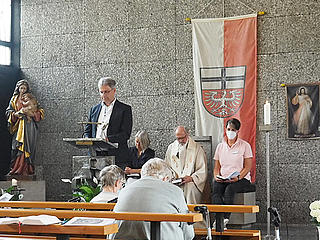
[192,14,257,182]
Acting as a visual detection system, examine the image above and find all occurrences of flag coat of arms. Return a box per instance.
[192,14,257,182]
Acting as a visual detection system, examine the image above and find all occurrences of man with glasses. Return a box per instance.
[165,126,207,204]
[84,77,132,169]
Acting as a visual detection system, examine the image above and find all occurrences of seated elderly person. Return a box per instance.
[125,130,155,176]
[111,158,194,240]
[90,165,125,203]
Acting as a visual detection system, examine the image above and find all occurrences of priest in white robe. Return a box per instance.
[165,126,207,204]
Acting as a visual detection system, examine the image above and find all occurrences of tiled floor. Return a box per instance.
[256,223,318,240]
[194,223,319,240]
[233,223,319,240]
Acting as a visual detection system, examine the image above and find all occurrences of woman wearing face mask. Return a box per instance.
[212,118,253,229]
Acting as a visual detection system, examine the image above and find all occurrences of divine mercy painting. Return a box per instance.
[286,83,320,139]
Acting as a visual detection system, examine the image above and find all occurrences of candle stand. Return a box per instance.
[259,124,275,240]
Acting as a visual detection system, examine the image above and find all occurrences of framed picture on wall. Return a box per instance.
[286,83,320,139]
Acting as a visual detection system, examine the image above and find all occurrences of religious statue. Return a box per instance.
[5,80,44,175]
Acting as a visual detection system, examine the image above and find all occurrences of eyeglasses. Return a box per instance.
[176,135,187,141]
[100,89,114,95]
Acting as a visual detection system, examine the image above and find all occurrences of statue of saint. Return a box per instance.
[5,80,44,175]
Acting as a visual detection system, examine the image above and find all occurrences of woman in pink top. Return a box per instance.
[212,118,253,228]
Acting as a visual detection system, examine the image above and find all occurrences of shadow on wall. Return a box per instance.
[0,66,22,180]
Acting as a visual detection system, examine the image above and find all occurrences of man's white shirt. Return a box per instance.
[96,99,116,139]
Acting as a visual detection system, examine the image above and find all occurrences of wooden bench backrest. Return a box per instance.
[0,208,202,223]
[0,201,259,213]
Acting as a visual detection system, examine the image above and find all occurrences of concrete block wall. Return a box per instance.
[20,0,320,223]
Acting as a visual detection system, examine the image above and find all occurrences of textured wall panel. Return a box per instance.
[276,15,320,53]
[19,0,320,223]
[21,36,42,68]
[42,1,84,35]
[85,30,129,65]
[129,27,175,62]
[129,61,175,96]
[128,0,175,28]
[176,0,223,25]
[21,4,43,37]
[43,33,85,67]
[84,0,128,32]
[176,25,192,60]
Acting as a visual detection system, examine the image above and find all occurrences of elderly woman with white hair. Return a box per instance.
[111,158,194,240]
[124,130,155,175]
[90,165,125,203]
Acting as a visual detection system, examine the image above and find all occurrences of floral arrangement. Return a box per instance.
[310,200,320,226]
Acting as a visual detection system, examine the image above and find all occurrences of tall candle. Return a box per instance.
[264,101,271,125]
[12,178,18,187]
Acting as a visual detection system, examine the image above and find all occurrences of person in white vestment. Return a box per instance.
[90,165,125,203]
[165,126,207,204]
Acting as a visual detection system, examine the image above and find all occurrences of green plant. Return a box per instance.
[73,184,101,202]
[5,186,22,201]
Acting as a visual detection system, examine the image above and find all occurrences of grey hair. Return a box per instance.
[135,130,150,151]
[141,158,173,180]
[175,126,190,135]
[98,77,116,89]
[99,165,125,188]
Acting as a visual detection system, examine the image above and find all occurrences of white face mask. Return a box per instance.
[226,130,237,140]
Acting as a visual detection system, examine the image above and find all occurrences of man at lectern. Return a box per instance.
[84,77,133,169]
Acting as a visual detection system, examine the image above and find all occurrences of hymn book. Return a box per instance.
[0,215,61,225]
[171,178,183,185]
[216,171,240,181]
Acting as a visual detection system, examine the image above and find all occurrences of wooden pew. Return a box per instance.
[187,204,260,240]
[0,224,117,240]
[0,202,260,239]
[0,203,202,240]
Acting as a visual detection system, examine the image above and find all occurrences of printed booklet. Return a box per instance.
[216,171,240,181]
[63,217,115,226]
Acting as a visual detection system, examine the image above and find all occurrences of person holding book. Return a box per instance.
[90,165,125,203]
[124,130,155,177]
[212,118,253,229]
[165,126,207,205]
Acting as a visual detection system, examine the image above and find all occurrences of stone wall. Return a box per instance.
[20,0,320,223]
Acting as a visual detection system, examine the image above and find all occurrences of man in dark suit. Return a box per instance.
[84,77,133,169]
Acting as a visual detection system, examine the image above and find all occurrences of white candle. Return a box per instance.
[11,179,18,187]
[264,101,271,125]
